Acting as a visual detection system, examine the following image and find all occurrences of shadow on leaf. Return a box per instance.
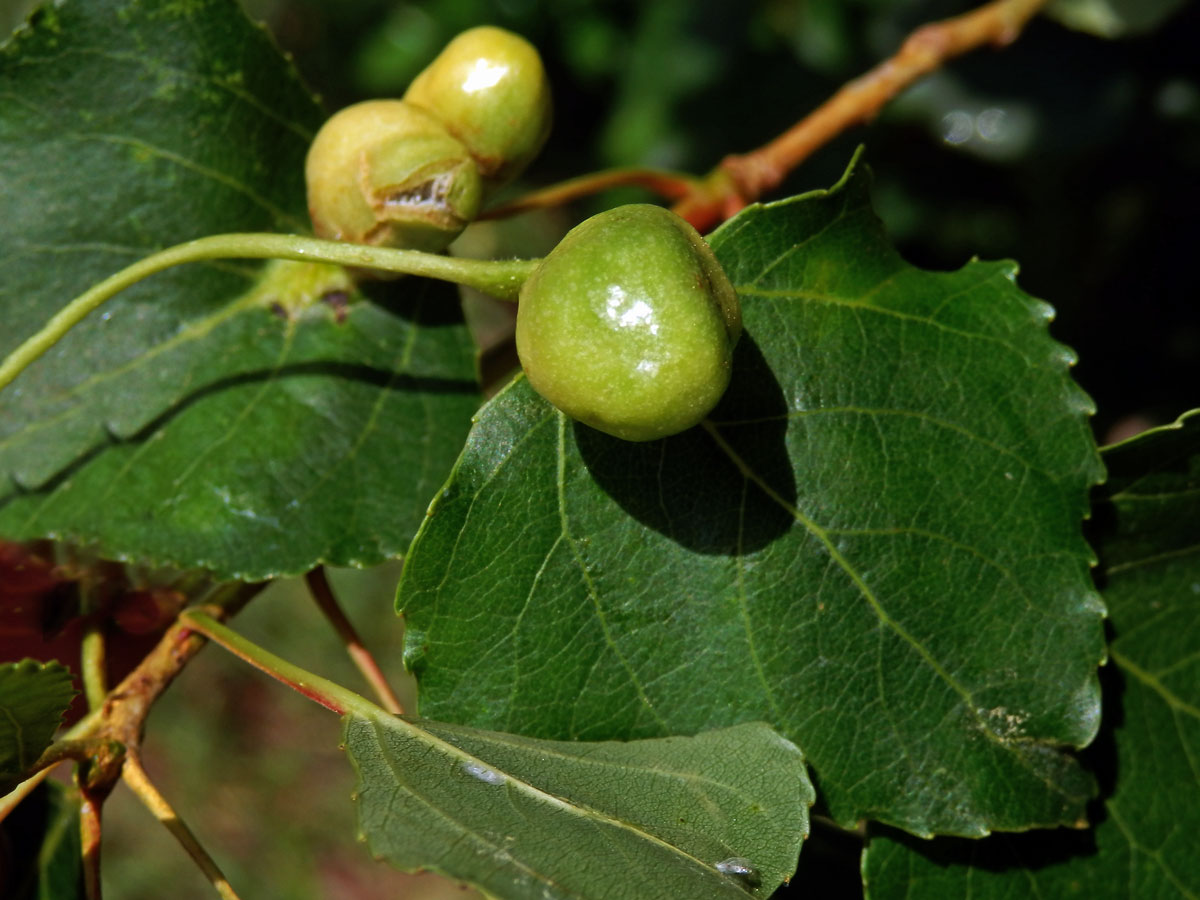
[360,276,468,327]
[574,331,795,555]
[0,360,477,499]
[869,821,1099,878]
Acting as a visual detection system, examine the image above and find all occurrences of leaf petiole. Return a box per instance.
[79,584,108,712]
[179,609,381,720]
[0,232,539,394]
[305,567,405,715]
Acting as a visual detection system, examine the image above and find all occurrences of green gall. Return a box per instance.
[305,99,482,251]
[516,204,741,442]
[404,25,551,191]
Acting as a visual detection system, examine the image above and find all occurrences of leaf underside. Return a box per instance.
[0,0,478,579]
[347,715,813,899]
[397,158,1107,837]
[863,409,1200,897]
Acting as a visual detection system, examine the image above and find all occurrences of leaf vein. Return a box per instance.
[69,131,307,230]
[1111,648,1200,720]
[556,413,668,734]
[701,419,1086,783]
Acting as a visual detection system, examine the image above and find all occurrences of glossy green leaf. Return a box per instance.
[0,659,75,792]
[347,714,812,899]
[862,409,1200,898]
[0,0,478,579]
[1044,0,1191,37]
[398,158,1106,837]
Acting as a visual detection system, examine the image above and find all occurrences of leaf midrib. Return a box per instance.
[698,419,1087,786]
[360,712,746,892]
[422,719,773,807]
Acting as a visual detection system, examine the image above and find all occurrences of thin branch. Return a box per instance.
[97,582,268,754]
[121,751,243,900]
[0,582,267,823]
[669,0,1051,231]
[80,789,103,900]
[46,584,266,898]
[0,578,250,824]
[305,567,404,715]
[481,167,701,220]
[72,737,126,900]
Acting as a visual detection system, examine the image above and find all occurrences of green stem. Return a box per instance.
[80,620,108,712]
[78,572,111,710]
[179,609,380,720]
[0,232,539,394]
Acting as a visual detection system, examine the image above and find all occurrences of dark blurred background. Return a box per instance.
[2,1,1197,897]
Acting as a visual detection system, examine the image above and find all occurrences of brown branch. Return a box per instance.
[305,567,404,715]
[0,583,267,887]
[669,0,1051,231]
[0,714,104,825]
[80,789,104,900]
[61,583,266,898]
[96,583,267,755]
[0,583,265,829]
[481,167,700,220]
[479,0,1048,234]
